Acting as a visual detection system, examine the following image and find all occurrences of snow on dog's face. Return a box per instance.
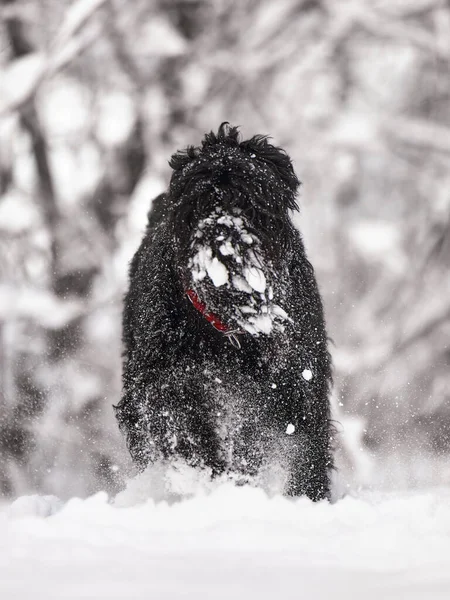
[187,206,291,336]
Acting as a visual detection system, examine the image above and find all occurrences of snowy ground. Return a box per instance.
[2,465,450,600]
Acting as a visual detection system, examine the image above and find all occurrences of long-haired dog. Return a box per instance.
[115,124,333,500]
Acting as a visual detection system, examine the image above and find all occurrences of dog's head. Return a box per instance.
[168,123,300,254]
[163,124,300,338]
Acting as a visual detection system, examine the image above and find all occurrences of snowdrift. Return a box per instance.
[2,465,450,599]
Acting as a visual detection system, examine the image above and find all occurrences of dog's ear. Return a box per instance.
[241,135,300,195]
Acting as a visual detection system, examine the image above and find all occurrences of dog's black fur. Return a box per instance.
[115,124,333,500]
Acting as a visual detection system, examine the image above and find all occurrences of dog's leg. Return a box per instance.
[282,388,333,501]
[263,366,333,501]
[285,424,333,501]
[225,422,266,483]
[116,370,228,476]
[114,387,158,470]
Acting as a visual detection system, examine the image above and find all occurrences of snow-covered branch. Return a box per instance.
[383,116,450,155]
[0,0,110,116]
[351,3,449,59]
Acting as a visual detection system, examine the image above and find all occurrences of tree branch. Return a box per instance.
[0,0,110,116]
[383,115,450,155]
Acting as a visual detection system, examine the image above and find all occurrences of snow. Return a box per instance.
[2,469,450,599]
[7,495,64,518]
[302,368,313,381]
[243,264,266,293]
[206,257,229,287]
[239,301,290,336]
[232,274,253,294]
[245,313,273,335]
[191,246,229,286]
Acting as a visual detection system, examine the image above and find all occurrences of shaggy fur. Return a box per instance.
[115,124,333,500]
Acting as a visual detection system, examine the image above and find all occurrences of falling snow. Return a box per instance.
[302,369,313,381]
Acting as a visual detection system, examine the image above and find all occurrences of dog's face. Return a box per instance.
[168,124,300,254]
[163,124,301,338]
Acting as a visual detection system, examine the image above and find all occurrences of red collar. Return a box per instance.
[186,289,243,349]
[186,289,229,332]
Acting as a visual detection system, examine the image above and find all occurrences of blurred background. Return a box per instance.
[1,0,449,499]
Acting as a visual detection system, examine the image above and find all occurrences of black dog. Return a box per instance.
[115,124,333,501]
